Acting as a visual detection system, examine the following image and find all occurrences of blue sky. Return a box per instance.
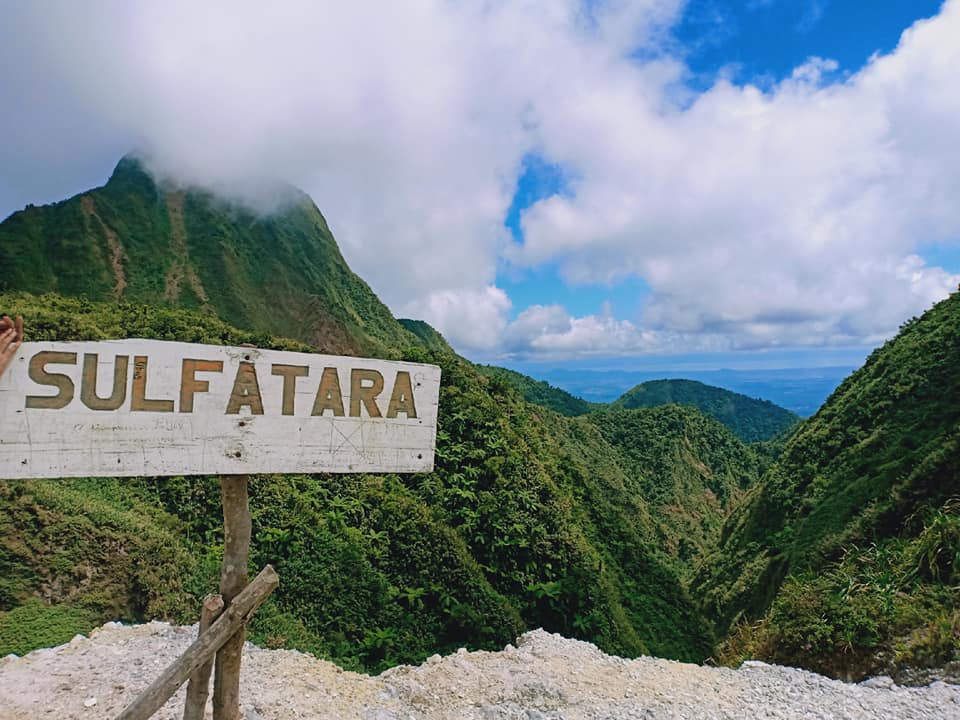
[2,1,960,374]
[494,0,958,370]
[677,0,944,84]
[501,154,650,320]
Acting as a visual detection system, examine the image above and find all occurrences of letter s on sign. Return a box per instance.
[26,351,78,409]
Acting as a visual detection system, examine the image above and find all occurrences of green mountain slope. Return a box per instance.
[0,290,716,668]
[11,158,956,682]
[696,291,960,679]
[587,406,760,576]
[613,379,799,442]
[398,318,455,354]
[0,163,767,669]
[0,156,415,357]
[476,365,594,416]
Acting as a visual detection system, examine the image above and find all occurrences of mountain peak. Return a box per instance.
[110,153,151,179]
[0,157,415,356]
[106,153,312,215]
[102,153,160,198]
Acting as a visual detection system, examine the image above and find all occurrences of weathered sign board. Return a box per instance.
[0,339,441,479]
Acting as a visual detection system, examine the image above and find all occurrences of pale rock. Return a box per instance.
[861,675,897,690]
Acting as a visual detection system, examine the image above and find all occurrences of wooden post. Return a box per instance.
[183,594,225,720]
[116,565,279,720]
[213,474,251,720]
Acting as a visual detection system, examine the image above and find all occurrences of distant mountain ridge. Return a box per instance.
[0,156,416,357]
[514,366,853,417]
[612,379,799,442]
[475,368,797,445]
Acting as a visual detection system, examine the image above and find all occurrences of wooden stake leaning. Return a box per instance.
[116,565,279,720]
[213,474,252,720]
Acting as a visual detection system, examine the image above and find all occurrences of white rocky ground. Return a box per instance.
[0,622,957,719]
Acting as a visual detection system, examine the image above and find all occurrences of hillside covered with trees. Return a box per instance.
[0,156,414,358]
[696,293,960,679]
[0,160,957,683]
[0,293,737,668]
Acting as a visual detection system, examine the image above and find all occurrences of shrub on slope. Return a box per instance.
[0,293,713,667]
[698,290,960,679]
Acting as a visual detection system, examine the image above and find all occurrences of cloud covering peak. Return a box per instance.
[1,0,959,359]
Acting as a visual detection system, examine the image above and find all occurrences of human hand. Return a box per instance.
[0,315,23,379]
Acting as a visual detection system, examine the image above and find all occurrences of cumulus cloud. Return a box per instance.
[403,285,512,353]
[499,304,743,359]
[1,0,959,359]
[514,2,960,352]
[1,0,542,311]
[503,304,659,357]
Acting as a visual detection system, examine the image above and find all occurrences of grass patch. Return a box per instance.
[0,599,100,656]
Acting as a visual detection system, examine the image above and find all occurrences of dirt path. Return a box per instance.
[162,191,209,305]
[80,195,127,299]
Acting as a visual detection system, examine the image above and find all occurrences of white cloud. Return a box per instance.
[403,285,511,353]
[485,302,749,359]
[1,0,959,360]
[514,0,960,352]
[504,304,658,356]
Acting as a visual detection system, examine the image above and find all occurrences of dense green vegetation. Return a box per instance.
[715,505,960,680]
[0,292,727,668]
[613,379,799,442]
[697,292,960,679]
[0,477,197,653]
[587,406,760,575]
[3,162,957,683]
[397,318,454,354]
[476,365,594,416]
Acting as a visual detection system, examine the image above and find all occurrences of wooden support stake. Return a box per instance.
[214,474,252,720]
[116,565,279,720]
[182,594,225,720]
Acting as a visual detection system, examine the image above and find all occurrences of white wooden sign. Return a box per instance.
[0,340,441,479]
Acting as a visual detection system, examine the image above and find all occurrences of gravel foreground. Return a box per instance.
[0,622,957,719]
